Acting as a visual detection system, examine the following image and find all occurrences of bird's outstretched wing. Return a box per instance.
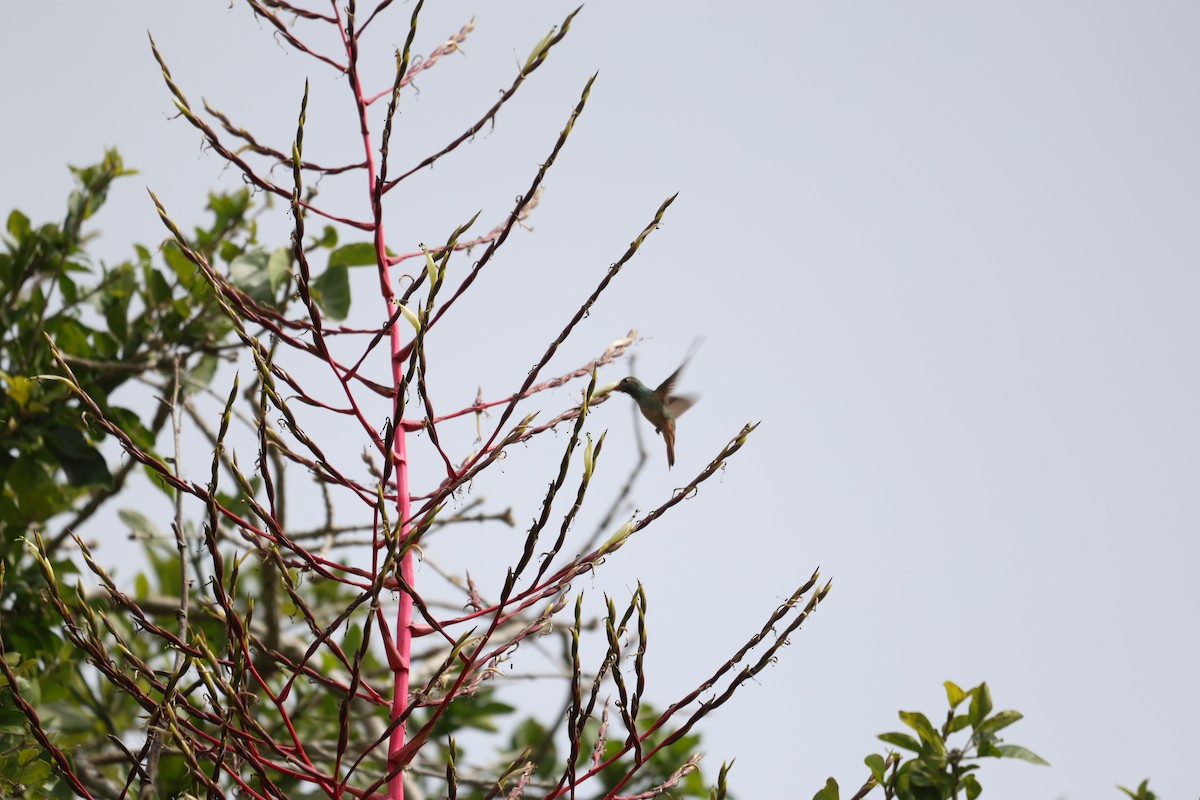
[666,394,698,418]
[654,359,689,400]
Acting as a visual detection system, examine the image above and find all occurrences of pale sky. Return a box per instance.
[3,3,1199,798]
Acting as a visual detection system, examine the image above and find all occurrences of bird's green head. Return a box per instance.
[614,377,646,395]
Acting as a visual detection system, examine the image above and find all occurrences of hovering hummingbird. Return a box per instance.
[614,360,697,468]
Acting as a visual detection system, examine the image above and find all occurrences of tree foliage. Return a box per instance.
[1,4,822,798]
[0,7,1163,800]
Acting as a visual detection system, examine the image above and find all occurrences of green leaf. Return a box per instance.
[1117,780,1157,800]
[812,777,839,800]
[101,269,135,342]
[945,714,971,734]
[864,753,887,783]
[43,426,111,487]
[509,717,558,775]
[58,272,79,304]
[144,538,183,596]
[7,209,31,240]
[898,711,944,754]
[145,266,174,306]
[162,241,198,289]
[6,454,65,522]
[342,623,364,656]
[976,709,1022,735]
[66,188,90,228]
[328,242,378,268]
[995,744,1049,766]
[206,189,251,233]
[143,462,176,497]
[46,317,94,358]
[91,329,119,359]
[107,406,156,450]
[968,683,992,728]
[3,373,36,410]
[977,740,1002,758]
[268,247,292,295]
[313,225,338,249]
[944,681,966,709]
[62,259,93,274]
[229,249,274,302]
[218,239,240,265]
[962,773,982,800]
[120,508,166,540]
[878,732,922,753]
[185,354,219,394]
[311,263,350,320]
[17,755,53,786]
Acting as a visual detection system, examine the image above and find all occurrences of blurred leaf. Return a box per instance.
[91,329,119,360]
[878,732,921,753]
[17,754,53,786]
[7,209,32,240]
[64,149,133,232]
[145,266,174,306]
[812,777,839,800]
[510,717,557,776]
[107,406,156,450]
[342,624,363,656]
[430,691,515,738]
[185,354,219,394]
[976,740,1002,758]
[311,263,350,320]
[898,711,943,755]
[100,264,136,342]
[229,249,274,303]
[119,508,165,540]
[328,242,377,268]
[968,683,992,728]
[313,225,338,249]
[163,241,198,290]
[58,272,79,304]
[4,455,61,520]
[218,239,240,264]
[3,373,36,410]
[976,709,1022,735]
[43,426,111,487]
[268,246,292,295]
[1118,780,1157,800]
[995,744,1048,766]
[44,318,93,359]
[145,539,182,596]
[208,189,251,220]
[945,714,971,734]
[943,681,966,709]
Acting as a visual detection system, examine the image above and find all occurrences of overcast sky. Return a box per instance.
[3,3,1199,798]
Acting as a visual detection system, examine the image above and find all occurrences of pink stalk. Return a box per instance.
[385,419,414,800]
[330,4,414,797]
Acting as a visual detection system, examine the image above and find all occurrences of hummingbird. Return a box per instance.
[614,360,697,468]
